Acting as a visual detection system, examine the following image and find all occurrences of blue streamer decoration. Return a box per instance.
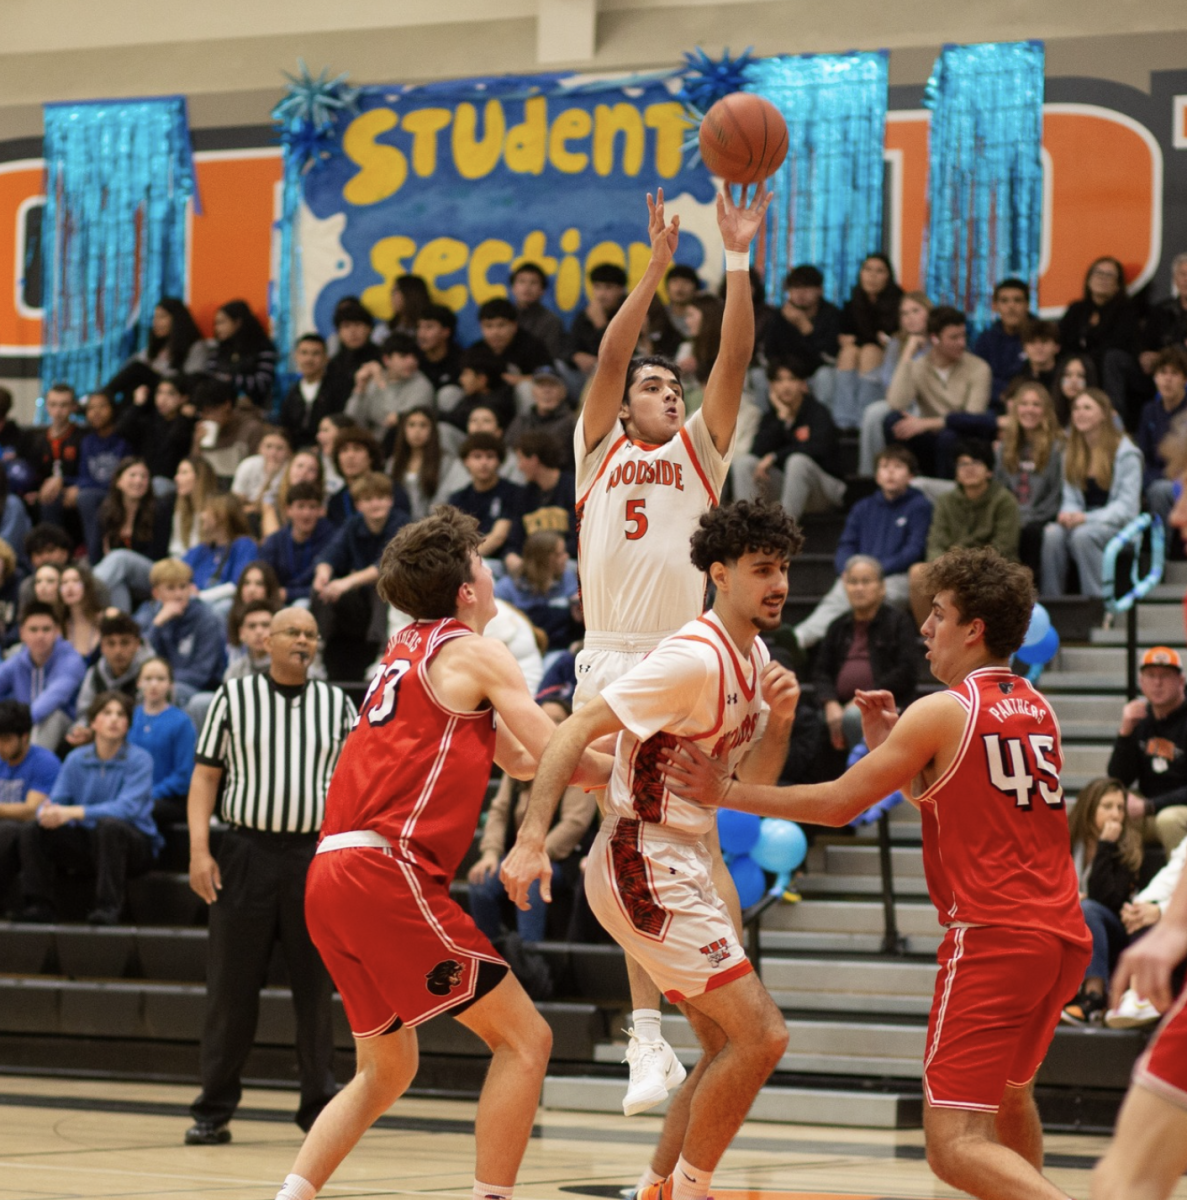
[40,96,196,399]
[677,47,756,166]
[271,61,360,386]
[746,52,889,307]
[922,40,1045,337]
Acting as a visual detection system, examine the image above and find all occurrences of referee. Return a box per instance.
[185,606,358,1146]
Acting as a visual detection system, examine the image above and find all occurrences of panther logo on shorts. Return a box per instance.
[426,959,464,995]
[699,937,732,967]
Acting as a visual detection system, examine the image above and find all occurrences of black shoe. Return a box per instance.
[1060,988,1106,1026]
[86,907,121,926]
[184,1121,231,1145]
[16,903,56,925]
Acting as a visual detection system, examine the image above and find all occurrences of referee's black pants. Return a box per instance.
[191,827,337,1131]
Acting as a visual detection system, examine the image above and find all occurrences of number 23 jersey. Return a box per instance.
[918,666,1089,947]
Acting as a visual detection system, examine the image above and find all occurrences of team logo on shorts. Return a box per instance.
[426,959,464,995]
[699,938,732,967]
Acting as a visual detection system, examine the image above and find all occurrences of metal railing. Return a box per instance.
[1102,514,1165,698]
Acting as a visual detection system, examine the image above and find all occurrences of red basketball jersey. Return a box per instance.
[917,666,1089,947]
[321,618,497,883]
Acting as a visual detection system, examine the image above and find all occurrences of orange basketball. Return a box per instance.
[698,92,789,185]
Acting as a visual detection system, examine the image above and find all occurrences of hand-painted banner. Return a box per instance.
[301,75,719,343]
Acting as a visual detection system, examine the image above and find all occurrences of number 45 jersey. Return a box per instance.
[320,618,497,884]
[918,666,1090,947]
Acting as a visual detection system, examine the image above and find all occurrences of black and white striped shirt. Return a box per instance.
[195,675,358,833]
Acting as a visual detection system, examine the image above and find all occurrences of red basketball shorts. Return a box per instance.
[924,925,1090,1111]
[1134,982,1187,1110]
[305,846,505,1036]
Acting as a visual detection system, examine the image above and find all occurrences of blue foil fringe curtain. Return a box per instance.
[922,41,1045,336]
[40,96,195,397]
[746,52,888,307]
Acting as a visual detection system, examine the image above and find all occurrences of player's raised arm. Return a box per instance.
[579,190,679,453]
[700,183,773,455]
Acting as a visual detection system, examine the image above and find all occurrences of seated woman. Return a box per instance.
[1040,388,1142,597]
[390,407,455,522]
[314,414,351,498]
[494,530,580,673]
[184,495,258,620]
[674,294,724,413]
[224,561,282,666]
[325,424,395,526]
[995,381,1064,579]
[204,300,277,411]
[16,690,160,925]
[230,425,292,530]
[259,447,325,539]
[127,657,195,831]
[103,297,207,404]
[834,253,903,430]
[1050,353,1098,426]
[92,458,166,614]
[1061,777,1154,1024]
[115,374,198,497]
[167,456,218,559]
[59,563,104,666]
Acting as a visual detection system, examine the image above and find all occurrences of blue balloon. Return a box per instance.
[717,809,761,856]
[752,818,808,874]
[729,855,766,909]
[1023,603,1051,647]
[1016,625,1060,666]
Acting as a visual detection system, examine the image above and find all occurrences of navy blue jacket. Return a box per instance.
[972,320,1029,403]
[833,486,933,577]
[1137,394,1187,489]
[133,597,226,691]
[260,519,337,601]
[317,507,410,577]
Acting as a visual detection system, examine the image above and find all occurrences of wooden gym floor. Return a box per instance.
[0,1075,1181,1200]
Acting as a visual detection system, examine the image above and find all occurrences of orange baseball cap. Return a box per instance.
[1140,646,1184,670]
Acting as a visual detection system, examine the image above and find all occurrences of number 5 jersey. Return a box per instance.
[918,666,1090,948]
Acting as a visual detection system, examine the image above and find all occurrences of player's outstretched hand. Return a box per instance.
[854,689,898,751]
[717,181,773,252]
[662,740,732,806]
[646,188,680,267]
[761,661,800,723]
[500,840,553,911]
[1110,915,1187,1014]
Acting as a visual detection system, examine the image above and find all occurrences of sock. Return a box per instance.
[474,1181,514,1200]
[671,1156,710,1200]
[276,1174,316,1200]
[635,1165,664,1193]
[632,1008,663,1044]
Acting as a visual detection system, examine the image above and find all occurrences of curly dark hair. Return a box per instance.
[923,546,1035,659]
[689,501,804,573]
[377,506,483,619]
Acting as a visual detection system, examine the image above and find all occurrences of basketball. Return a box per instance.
[698,92,789,184]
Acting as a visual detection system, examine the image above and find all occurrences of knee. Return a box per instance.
[1154,806,1187,852]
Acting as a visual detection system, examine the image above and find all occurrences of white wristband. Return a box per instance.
[724,248,750,272]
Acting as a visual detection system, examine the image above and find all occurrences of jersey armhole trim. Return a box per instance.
[417,632,498,722]
[914,688,978,806]
[679,426,719,506]
[576,432,628,510]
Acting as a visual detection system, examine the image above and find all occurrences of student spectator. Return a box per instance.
[1011,319,1062,397]
[1108,645,1187,853]
[230,426,292,523]
[885,307,992,477]
[510,262,565,360]
[382,273,431,338]
[116,375,198,494]
[75,391,131,562]
[477,295,552,399]
[66,613,151,745]
[505,366,577,472]
[441,344,514,433]
[971,278,1032,402]
[32,564,64,613]
[277,334,333,450]
[812,554,919,752]
[18,690,159,924]
[0,466,30,565]
[320,300,382,414]
[260,482,334,605]
[1059,257,1142,422]
[833,253,903,428]
[858,291,934,476]
[673,294,724,412]
[260,449,325,540]
[184,495,259,616]
[414,304,463,397]
[104,297,207,402]
[1060,777,1152,1024]
[733,357,844,520]
[0,385,25,466]
[505,430,577,574]
[25,383,83,528]
[1051,353,1097,427]
[639,294,683,361]
[664,263,702,337]
[225,601,277,679]
[325,425,386,526]
[18,526,72,604]
[496,530,580,668]
[791,446,932,649]
[1140,250,1187,369]
[315,414,350,498]
[1041,388,1142,598]
[388,408,453,522]
[192,377,263,485]
[58,563,103,665]
[995,381,1065,578]
[0,540,20,645]
[447,432,524,574]
[908,440,1020,624]
[345,332,434,437]
[1136,346,1187,522]
[0,700,61,891]
[128,657,196,830]
[312,472,409,678]
[225,562,282,645]
[94,459,164,607]
[134,559,225,707]
[763,265,842,398]
[0,603,86,750]
[205,299,277,410]
[568,264,627,375]
[166,456,217,559]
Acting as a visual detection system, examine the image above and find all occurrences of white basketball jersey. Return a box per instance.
[574,410,733,639]
[600,610,770,839]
